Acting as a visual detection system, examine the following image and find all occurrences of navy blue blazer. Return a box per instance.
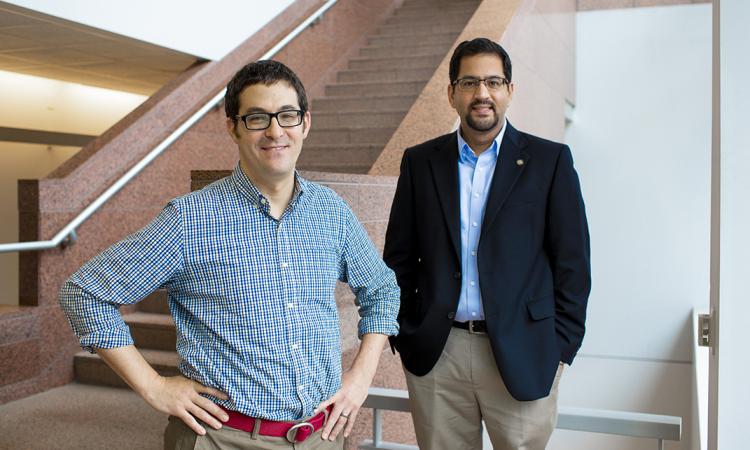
[384,123,591,401]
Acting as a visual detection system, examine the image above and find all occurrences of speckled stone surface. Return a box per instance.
[0,338,40,386]
[0,307,37,344]
[8,0,405,405]
[0,383,166,450]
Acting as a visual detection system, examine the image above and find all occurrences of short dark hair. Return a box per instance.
[224,60,308,123]
[449,38,512,84]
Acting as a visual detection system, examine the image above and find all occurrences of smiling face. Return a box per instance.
[448,53,514,137]
[226,81,310,186]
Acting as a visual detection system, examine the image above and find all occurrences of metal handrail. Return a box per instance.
[359,387,681,450]
[0,0,338,254]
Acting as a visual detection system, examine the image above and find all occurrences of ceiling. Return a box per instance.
[0,2,201,95]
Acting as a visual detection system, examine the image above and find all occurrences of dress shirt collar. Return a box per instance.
[231,163,306,215]
[457,117,507,165]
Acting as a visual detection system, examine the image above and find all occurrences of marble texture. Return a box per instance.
[0,338,40,387]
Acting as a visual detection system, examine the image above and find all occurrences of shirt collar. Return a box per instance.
[457,117,507,165]
[231,163,306,214]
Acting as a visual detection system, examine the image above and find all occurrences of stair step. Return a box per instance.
[305,127,394,146]
[314,110,407,128]
[124,312,176,351]
[384,14,471,27]
[299,144,384,166]
[348,54,444,71]
[396,2,478,14]
[337,67,434,83]
[400,0,478,7]
[75,349,179,388]
[137,289,170,315]
[376,23,465,36]
[360,43,449,59]
[326,79,426,97]
[312,94,417,112]
[392,7,476,19]
[368,31,458,47]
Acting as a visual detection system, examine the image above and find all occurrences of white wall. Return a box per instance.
[554,4,712,449]
[5,0,295,60]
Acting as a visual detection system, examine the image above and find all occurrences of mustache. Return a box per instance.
[470,100,495,109]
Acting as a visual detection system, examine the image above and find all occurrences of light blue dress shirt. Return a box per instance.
[455,119,507,322]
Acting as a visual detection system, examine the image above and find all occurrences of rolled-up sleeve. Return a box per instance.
[338,205,400,338]
[59,203,184,352]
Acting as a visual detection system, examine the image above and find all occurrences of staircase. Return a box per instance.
[72,0,481,387]
[297,0,480,173]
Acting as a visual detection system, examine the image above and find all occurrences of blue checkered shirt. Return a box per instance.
[59,165,400,421]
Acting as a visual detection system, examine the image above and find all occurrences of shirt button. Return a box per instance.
[280,262,289,268]
[260,198,267,205]
[472,222,478,227]
[470,281,476,286]
[447,312,456,320]
[471,312,477,317]
[471,251,476,256]
[287,302,295,309]
[291,343,299,350]
[298,385,304,391]
[474,193,479,198]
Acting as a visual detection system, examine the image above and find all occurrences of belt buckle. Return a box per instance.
[468,320,482,334]
[286,421,315,443]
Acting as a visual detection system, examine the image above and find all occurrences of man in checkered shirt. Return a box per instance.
[59,60,400,449]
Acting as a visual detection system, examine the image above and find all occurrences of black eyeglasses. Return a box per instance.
[236,109,305,131]
[452,77,509,92]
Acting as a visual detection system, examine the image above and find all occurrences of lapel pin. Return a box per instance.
[516,159,524,166]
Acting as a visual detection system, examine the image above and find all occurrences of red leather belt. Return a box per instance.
[221,405,331,443]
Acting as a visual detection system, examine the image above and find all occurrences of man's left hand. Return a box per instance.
[316,368,371,441]
[315,333,388,441]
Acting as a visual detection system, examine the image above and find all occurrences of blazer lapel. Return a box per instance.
[482,123,530,233]
[428,133,461,261]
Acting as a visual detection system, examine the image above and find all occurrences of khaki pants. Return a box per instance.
[164,415,344,450]
[404,327,563,450]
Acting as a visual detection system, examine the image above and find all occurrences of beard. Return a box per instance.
[464,101,499,132]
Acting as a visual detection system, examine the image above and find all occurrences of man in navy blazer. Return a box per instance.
[384,38,591,450]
